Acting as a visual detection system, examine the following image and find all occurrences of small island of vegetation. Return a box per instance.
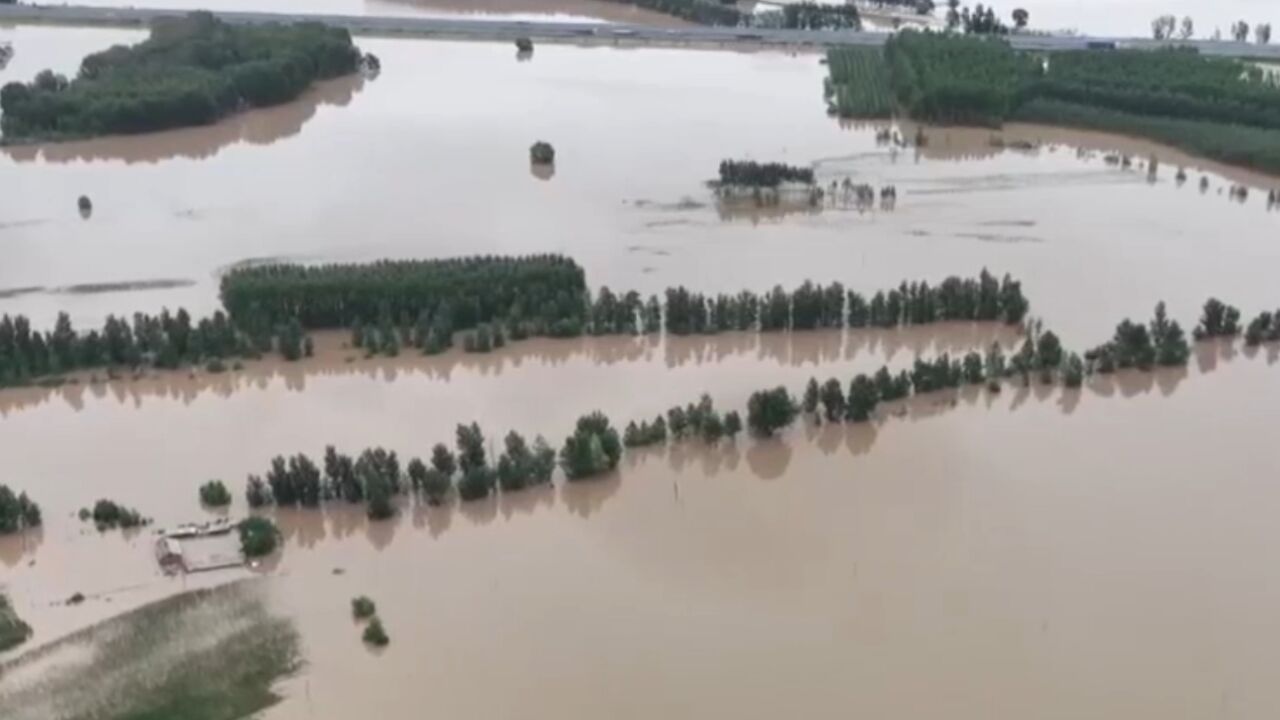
[0,12,364,143]
[0,483,41,534]
[826,30,1280,174]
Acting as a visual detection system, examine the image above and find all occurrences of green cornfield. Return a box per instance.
[825,47,893,118]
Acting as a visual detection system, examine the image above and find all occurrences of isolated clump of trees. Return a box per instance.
[238,516,280,558]
[1,12,362,142]
[0,309,310,388]
[0,593,32,653]
[781,3,861,30]
[718,160,815,188]
[84,499,148,530]
[199,480,232,508]
[0,484,41,534]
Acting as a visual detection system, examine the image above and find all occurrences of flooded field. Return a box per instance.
[2,33,1279,347]
[3,23,1280,720]
[1,334,1279,718]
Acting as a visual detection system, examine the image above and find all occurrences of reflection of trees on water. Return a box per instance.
[1,74,364,166]
[0,324,1025,415]
[0,526,43,568]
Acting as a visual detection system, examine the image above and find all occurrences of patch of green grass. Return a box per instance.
[0,580,300,720]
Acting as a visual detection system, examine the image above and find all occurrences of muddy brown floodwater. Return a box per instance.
[2,24,1280,720]
[2,33,1279,348]
[1,333,1279,719]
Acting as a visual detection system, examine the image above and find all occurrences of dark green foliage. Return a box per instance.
[718,160,815,188]
[845,374,880,422]
[819,378,846,421]
[1245,310,1280,346]
[624,416,669,448]
[277,318,305,361]
[560,412,623,480]
[667,405,689,438]
[529,141,555,164]
[90,499,146,529]
[457,466,496,501]
[351,596,376,620]
[962,351,985,384]
[803,377,821,414]
[884,30,1040,125]
[406,458,428,492]
[1014,99,1280,175]
[221,255,587,336]
[722,410,743,439]
[0,484,41,534]
[497,431,540,492]
[1062,353,1085,388]
[747,386,799,437]
[264,454,323,507]
[238,517,280,558]
[781,3,861,30]
[430,443,458,478]
[0,593,32,653]
[421,469,451,505]
[199,480,232,508]
[245,475,272,508]
[1194,298,1242,340]
[1,12,361,142]
[0,309,301,388]
[362,617,389,646]
[825,47,892,118]
[1032,49,1280,131]
[911,354,964,393]
[873,365,913,401]
[456,423,488,474]
[1150,302,1191,366]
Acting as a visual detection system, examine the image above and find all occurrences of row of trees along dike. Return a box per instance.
[2,258,1028,384]
[227,297,1263,518]
[0,13,364,142]
[222,254,1029,343]
[830,30,1280,173]
[0,484,42,535]
[717,160,816,188]
[0,309,311,388]
[597,0,866,29]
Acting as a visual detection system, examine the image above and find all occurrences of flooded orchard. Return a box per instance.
[3,22,1280,720]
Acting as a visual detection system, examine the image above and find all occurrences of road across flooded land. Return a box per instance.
[3,21,1280,720]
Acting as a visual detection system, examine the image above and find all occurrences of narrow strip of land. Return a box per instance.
[3,4,1280,59]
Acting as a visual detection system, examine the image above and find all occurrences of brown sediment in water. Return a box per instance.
[0,324,1023,416]
[0,336,1275,717]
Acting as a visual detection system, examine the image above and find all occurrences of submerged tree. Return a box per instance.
[747,386,799,437]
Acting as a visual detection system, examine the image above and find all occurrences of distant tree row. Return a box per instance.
[718,160,816,188]
[625,394,744,449]
[781,3,862,31]
[593,0,744,26]
[663,270,1028,335]
[245,426,558,517]
[1,13,361,142]
[0,309,310,387]
[0,484,41,535]
[220,254,589,335]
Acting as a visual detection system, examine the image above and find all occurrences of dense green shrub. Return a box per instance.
[89,499,147,530]
[1,12,361,142]
[351,596,376,620]
[747,387,799,437]
[885,30,1039,125]
[238,517,280,558]
[362,617,389,646]
[199,480,232,508]
[560,412,623,480]
[0,484,41,534]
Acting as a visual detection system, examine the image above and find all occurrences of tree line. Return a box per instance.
[0,484,41,535]
[718,160,816,188]
[0,309,310,388]
[1,12,362,142]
